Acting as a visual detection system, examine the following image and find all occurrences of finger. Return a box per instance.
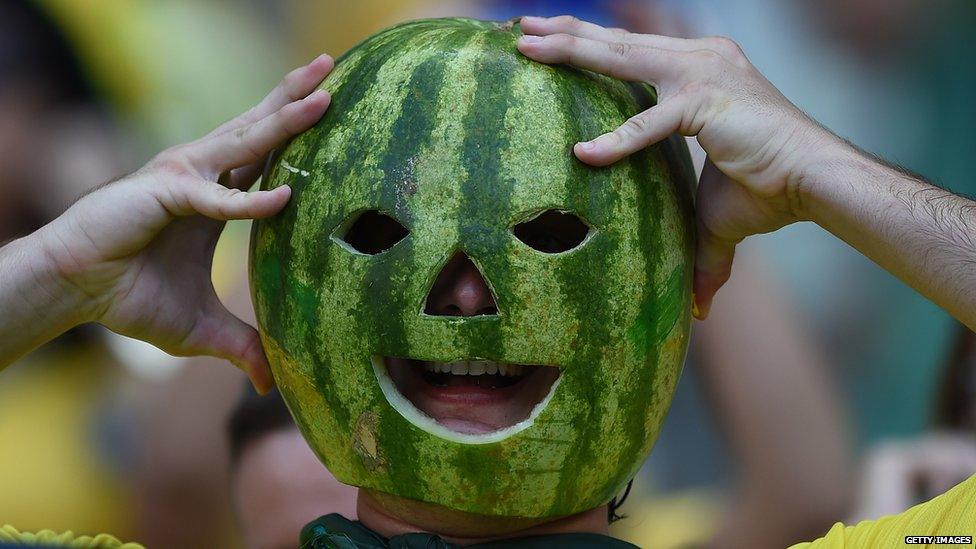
[212,55,333,191]
[190,307,276,394]
[521,16,748,64]
[693,162,739,318]
[192,89,330,177]
[222,163,264,192]
[521,15,630,43]
[574,98,688,166]
[693,223,735,320]
[162,178,292,220]
[522,15,670,48]
[212,54,334,136]
[517,33,682,83]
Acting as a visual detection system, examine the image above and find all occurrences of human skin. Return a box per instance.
[0,54,335,393]
[233,428,358,549]
[516,15,976,329]
[352,253,852,546]
[351,241,612,540]
[850,432,976,522]
[358,15,976,540]
[1,13,976,544]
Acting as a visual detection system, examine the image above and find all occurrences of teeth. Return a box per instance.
[420,360,525,377]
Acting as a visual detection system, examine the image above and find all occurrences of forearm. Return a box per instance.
[0,229,90,368]
[803,143,976,330]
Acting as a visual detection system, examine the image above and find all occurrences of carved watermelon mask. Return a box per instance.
[249,17,695,518]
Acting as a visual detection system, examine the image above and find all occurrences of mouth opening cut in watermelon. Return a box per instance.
[372,356,561,444]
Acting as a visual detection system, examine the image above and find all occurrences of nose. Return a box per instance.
[424,252,498,317]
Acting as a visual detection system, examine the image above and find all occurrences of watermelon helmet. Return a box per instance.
[250,17,695,518]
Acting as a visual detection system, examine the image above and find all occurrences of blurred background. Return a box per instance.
[0,0,974,547]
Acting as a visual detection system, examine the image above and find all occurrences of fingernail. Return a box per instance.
[520,35,543,44]
[256,380,271,396]
[247,367,273,395]
[691,293,702,319]
[522,16,544,23]
[578,140,596,151]
[307,89,329,102]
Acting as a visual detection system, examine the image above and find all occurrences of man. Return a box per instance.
[0,15,974,547]
[227,387,357,549]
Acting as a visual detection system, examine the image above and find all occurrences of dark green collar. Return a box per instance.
[300,514,639,548]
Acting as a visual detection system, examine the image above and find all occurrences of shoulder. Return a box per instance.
[790,473,976,548]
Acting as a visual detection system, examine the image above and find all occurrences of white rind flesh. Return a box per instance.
[371,356,562,445]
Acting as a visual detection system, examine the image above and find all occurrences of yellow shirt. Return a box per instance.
[0,525,142,548]
[792,473,976,548]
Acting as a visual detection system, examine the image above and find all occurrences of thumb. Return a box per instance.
[693,221,736,319]
[189,306,275,394]
[693,160,738,319]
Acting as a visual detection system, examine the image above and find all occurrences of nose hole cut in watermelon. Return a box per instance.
[332,209,409,255]
[423,251,500,318]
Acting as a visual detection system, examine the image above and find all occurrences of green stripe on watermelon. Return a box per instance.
[457,28,518,361]
[250,17,695,518]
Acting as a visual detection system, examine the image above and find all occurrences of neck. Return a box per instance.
[357,489,608,544]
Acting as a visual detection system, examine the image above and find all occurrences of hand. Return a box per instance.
[517,16,843,317]
[37,54,335,393]
[852,433,976,520]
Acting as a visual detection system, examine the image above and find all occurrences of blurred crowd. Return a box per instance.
[0,1,973,548]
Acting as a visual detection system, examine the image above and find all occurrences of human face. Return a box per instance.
[233,428,358,549]
[250,17,694,517]
[384,248,562,435]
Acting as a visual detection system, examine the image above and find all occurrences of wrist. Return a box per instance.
[0,226,95,367]
[30,221,102,327]
[789,132,862,223]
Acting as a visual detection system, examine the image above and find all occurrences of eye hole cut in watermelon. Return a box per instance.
[332,209,409,255]
[512,209,593,254]
[372,356,562,444]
